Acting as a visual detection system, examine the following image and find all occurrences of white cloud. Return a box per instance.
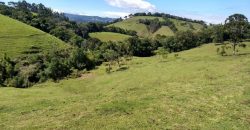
[103,11,130,18]
[105,0,156,12]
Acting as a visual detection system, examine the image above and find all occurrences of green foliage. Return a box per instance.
[158,31,200,52]
[127,37,156,57]
[211,24,225,43]
[155,47,169,60]
[0,47,99,87]
[104,26,137,36]
[139,18,178,33]
[101,41,133,72]
[217,45,227,56]
[50,27,75,42]
[133,12,206,25]
[44,57,70,81]
[69,48,94,70]
[139,18,162,33]
[103,49,119,73]
[225,14,249,55]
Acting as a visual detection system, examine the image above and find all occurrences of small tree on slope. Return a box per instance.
[225,14,248,55]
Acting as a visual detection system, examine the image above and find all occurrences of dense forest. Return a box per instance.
[0,1,249,88]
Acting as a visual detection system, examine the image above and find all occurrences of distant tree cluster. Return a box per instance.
[155,31,203,52]
[139,18,162,33]
[139,18,178,33]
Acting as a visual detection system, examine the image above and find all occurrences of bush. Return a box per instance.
[69,48,94,70]
[44,57,71,81]
[127,37,156,57]
[155,47,169,60]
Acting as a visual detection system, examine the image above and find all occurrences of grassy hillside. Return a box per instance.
[89,32,131,42]
[153,26,175,37]
[0,14,68,58]
[1,42,250,129]
[109,16,204,37]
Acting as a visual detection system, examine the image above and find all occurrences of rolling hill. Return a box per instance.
[65,13,115,23]
[109,16,204,37]
[0,14,68,58]
[89,32,131,42]
[0,42,250,129]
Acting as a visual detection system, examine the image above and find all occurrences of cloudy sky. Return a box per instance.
[1,0,250,24]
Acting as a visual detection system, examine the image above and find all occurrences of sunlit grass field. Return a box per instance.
[0,14,67,58]
[0,42,250,129]
[89,32,132,42]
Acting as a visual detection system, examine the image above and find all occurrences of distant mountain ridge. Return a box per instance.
[64,13,115,23]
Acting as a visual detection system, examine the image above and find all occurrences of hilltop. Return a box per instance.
[109,15,204,38]
[88,15,205,41]
[0,14,68,58]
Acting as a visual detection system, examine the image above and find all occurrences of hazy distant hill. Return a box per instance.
[64,13,115,23]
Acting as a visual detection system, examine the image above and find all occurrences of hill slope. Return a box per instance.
[0,42,250,129]
[89,32,131,42]
[0,14,68,58]
[109,16,204,37]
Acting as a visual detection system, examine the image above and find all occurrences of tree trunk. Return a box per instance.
[233,43,236,55]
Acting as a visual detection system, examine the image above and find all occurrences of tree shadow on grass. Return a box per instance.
[222,52,250,57]
[116,66,129,72]
[237,52,250,56]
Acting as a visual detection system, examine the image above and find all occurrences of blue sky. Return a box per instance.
[2,0,250,23]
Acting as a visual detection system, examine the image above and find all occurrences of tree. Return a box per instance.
[211,24,225,43]
[128,37,155,57]
[174,31,199,51]
[103,49,119,73]
[45,57,70,81]
[155,47,169,60]
[225,14,248,55]
[69,48,94,70]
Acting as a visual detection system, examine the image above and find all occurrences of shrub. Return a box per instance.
[155,47,169,60]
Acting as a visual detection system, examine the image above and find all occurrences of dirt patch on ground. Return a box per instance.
[80,73,95,80]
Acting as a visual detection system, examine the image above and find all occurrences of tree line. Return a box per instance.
[132,12,206,26]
